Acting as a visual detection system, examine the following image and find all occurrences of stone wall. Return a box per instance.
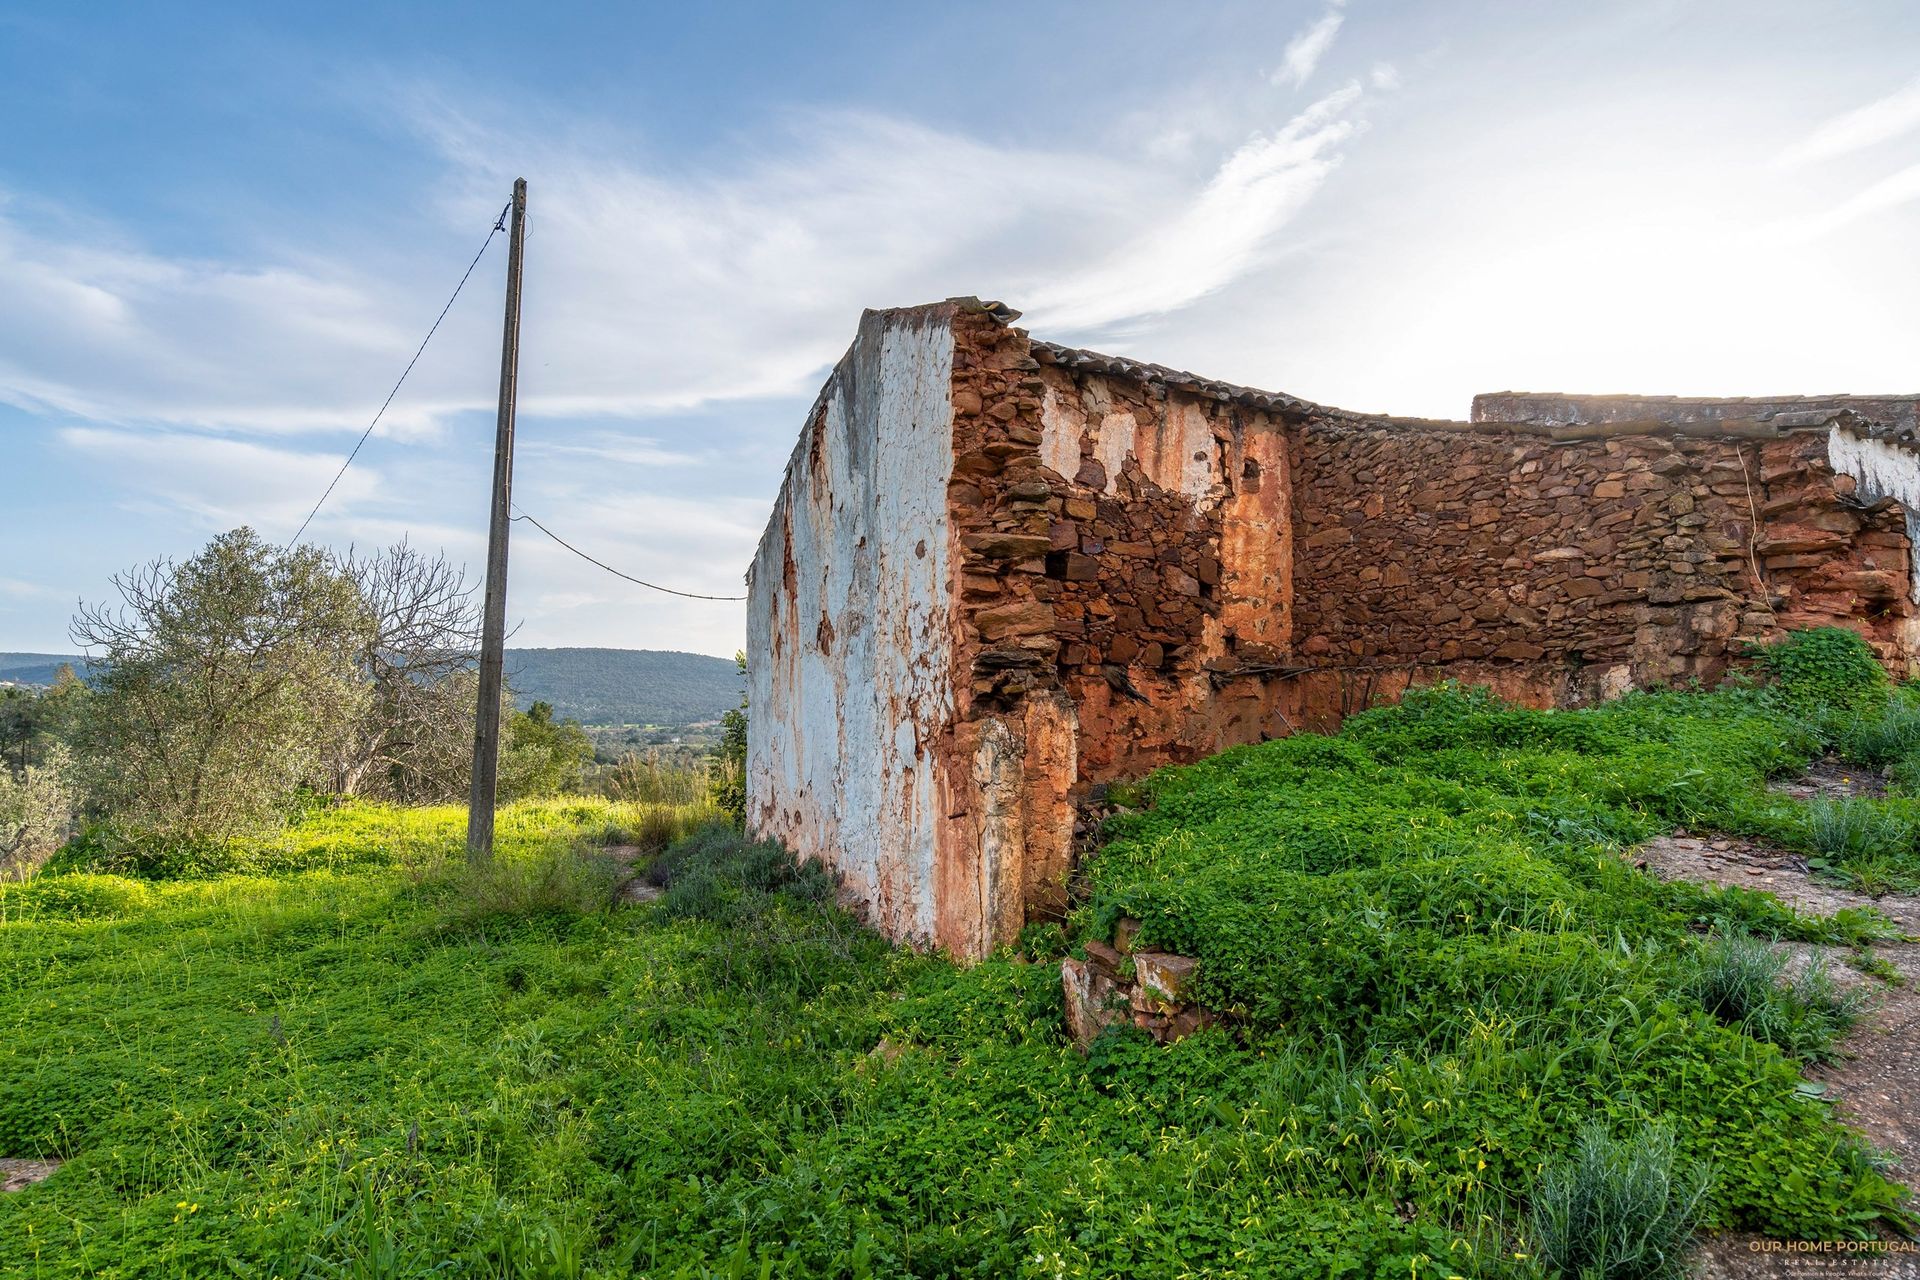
[748,299,1920,960]
[1287,423,1913,701]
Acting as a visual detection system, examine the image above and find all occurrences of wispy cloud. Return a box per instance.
[57,427,385,530]
[1274,3,1346,89]
[520,433,704,469]
[1777,76,1920,167]
[1025,83,1368,332]
[1761,161,1920,243]
[0,578,60,602]
[0,210,461,437]
[2,87,1381,446]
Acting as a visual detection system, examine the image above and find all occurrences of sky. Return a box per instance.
[4,1,1919,659]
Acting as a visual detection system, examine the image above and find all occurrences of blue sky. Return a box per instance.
[4,1,1919,658]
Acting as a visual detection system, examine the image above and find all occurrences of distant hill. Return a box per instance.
[0,653,91,686]
[505,648,742,726]
[1,648,739,727]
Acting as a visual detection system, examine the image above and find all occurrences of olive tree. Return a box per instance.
[69,528,371,839]
[330,541,484,802]
[0,745,74,879]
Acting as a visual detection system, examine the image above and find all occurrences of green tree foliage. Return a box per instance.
[498,701,594,801]
[0,669,83,775]
[0,743,74,879]
[68,528,370,840]
[710,651,748,823]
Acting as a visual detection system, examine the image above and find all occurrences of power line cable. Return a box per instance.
[511,507,747,600]
[288,201,514,547]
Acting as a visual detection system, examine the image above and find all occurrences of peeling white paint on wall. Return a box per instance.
[746,306,958,945]
[1038,386,1080,479]
[1827,425,1920,603]
[1829,425,1920,510]
[1037,384,1222,506]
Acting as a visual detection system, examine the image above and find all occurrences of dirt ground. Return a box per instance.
[607,843,664,904]
[1633,790,1920,1276]
[1767,758,1892,804]
[0,1159,59,1193]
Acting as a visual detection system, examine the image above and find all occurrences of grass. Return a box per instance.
[0,629,1916,1277]
[1528,1123,1709,1280]
[1683,933,1865,1062]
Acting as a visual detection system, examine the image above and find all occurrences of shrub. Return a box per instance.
[1684,933,1862,1059]
[1754,627,1887,710]
[1804,795,1914,863]
[1837,699,1920,768]
[1684,932,1784,1023]
[434,840,627,925]
[603,801,724,854]
[1889,752,1920,797]
[1529,1122,1710,1280]
[651,825,835,923]
[599,750,710,806]
[0,745,75,880]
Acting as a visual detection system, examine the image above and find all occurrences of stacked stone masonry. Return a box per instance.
[746,298,1920,962]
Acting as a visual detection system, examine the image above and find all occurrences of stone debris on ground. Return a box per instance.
[1061,918,1217,1050]
[1768,757,1891,803]
[0,1159,59,1193]
[1634,803,1920,1276]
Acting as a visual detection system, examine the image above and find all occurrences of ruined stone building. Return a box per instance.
[746,297,1920,959]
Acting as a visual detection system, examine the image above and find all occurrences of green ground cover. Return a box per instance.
[1,632,1916,1278]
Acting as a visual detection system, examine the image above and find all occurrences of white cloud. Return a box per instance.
[1777,76,1920,168]
[1274,6,1346,89]
[1025,84,1368,332]
[0,213,463,437]
[57,426,384,531]
[1,91,1376,442]
[0,577,60,602]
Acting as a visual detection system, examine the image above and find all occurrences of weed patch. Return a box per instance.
[3,632,1917,1275]
[1528,1122,1710,1280]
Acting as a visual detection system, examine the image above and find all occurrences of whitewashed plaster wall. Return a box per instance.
[745,305,958,944]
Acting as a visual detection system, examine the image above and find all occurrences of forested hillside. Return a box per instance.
[505,647,741,725]
[0,654,91,686]
[2,648,739,727]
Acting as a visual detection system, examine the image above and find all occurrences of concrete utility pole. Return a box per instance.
[467,177,527,865]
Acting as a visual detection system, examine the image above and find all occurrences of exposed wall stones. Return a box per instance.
[1060,921,1216,1051]
[1474,391,1920,434]
[1289,426,1898,694]
[748,299,1920,963]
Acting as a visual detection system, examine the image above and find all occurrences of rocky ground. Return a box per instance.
[1634,765,1920,1277]
[0,1160,59,1194]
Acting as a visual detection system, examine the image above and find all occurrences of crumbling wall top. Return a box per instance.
[937,298,1906,448]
